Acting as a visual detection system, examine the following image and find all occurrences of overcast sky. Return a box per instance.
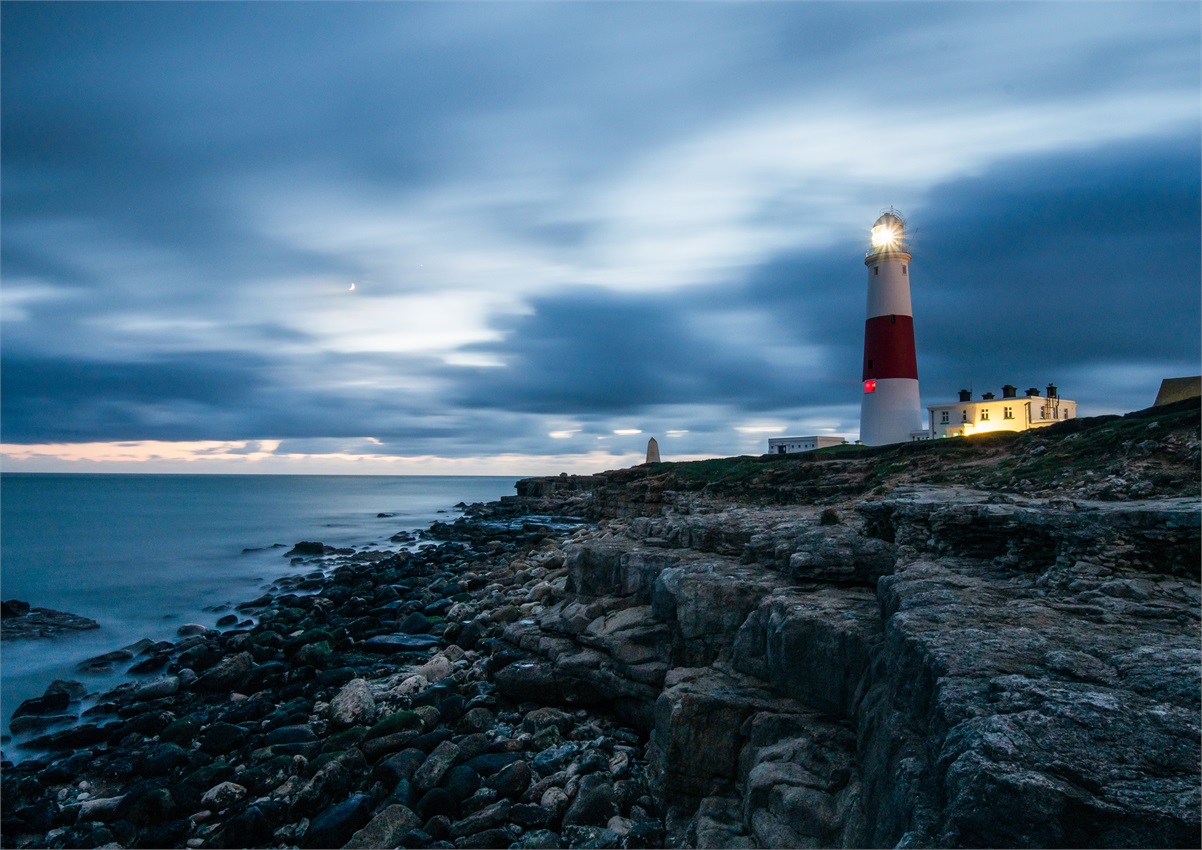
[2,2,1199,474]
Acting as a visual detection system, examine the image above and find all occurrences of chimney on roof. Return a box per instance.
[1025,387,1041,397]
[1047,384,1057,398]
[1002,384,1017,399]
[958,389,972,402]
[982,392,995,400]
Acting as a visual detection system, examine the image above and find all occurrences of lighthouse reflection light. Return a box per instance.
[871,225,898,248]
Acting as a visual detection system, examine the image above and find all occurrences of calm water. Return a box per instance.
[0,473,519,739]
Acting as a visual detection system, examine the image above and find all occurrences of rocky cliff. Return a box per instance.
[496,401,1200,848]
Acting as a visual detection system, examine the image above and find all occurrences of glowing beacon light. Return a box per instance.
[859,209,923,444]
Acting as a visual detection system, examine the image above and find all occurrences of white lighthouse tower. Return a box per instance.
[860,210,923,445]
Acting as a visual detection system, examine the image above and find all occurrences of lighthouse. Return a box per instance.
[860,210,923,445]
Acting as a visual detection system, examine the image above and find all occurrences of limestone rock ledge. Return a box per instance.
[498,482,1201,848]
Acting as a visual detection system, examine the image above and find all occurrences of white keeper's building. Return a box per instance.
[767,435,849,455]
[926,383,1076,439]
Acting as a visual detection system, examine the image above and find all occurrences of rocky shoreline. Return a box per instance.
[2,510,665,850]
[2,400,1199,849]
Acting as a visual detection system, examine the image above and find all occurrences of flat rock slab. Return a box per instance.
[362,634,443,653]
[1,603,100,640]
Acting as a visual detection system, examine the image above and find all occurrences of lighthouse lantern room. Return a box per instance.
[860,209,924,445]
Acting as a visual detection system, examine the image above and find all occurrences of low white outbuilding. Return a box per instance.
[767,435,849,455]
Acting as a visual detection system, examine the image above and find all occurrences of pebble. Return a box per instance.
[0,513,664,850]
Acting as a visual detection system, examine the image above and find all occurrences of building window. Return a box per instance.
[1003,406,1013,420]
[940,411,949,424]
[962,410,968,423]
[1040,406,1047,419]
[902,265,907,275]
[981,409,989,421]
[874,266,879,275]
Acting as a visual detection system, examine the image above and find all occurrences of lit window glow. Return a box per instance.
[864,380,877,393]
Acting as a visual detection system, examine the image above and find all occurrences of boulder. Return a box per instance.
[329,678,377,728]
[343,803,420,849]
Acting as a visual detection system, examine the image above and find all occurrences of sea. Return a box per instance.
[0,473,520,745]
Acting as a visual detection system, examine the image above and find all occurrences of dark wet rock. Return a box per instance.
[510,828,563,849]
[399,611,433,634]
[464,750,523,777]
[132,675,179,700]
[363,730,421,761]
[345,803,421,848]
[140,741,191,776]
[13,691,71,718]
[135,817,190,849]
[399,827,435,848]
[47,821,117,849]
[434,693,466,725]
[625,819,667,849]
[448,798,512,839]
[415,786,458,822]
[486,758,531,800]
[25,722,120,751]
[1,599,31,617]
[200,721,249,754]
[440,764,481,802]
[509,802,556,829]
[413,740,461,792]
[128,653,170,674]
[563,773,616,828]
[236,593,273,610]
[409,727,455,754]
[363,633,443,653]
[562,824,621,849]
[458,826,515,848]
[114,779,176,826]
[302,792,374,849]
[374,748,427,786]
[457,705,496,733]
[287,541,326,556]
[77,648,134,672]
[10,713,79,736]
[211,803,278,850]
[290,759,352,818]
[1,601,100,640]
[194,651,255,691]
[11,797,58,833]
[264,723,317,746]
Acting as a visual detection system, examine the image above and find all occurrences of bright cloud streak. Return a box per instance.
[1,2,1197,471]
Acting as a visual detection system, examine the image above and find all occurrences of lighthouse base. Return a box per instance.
[860,378,923,446]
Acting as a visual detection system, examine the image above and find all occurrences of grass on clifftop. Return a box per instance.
[647,398,1200,505]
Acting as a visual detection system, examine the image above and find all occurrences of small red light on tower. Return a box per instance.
[864,380,877,393]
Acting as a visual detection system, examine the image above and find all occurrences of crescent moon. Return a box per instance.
[349,282,356,291]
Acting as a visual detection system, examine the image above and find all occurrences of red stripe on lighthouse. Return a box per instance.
[862,314,918,380]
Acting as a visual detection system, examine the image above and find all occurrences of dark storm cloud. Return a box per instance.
[452,288,812,415]
[0,352,268,442]
[735,134,1201,408]
[914,134,1201,396]
[2,2,1198,464]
